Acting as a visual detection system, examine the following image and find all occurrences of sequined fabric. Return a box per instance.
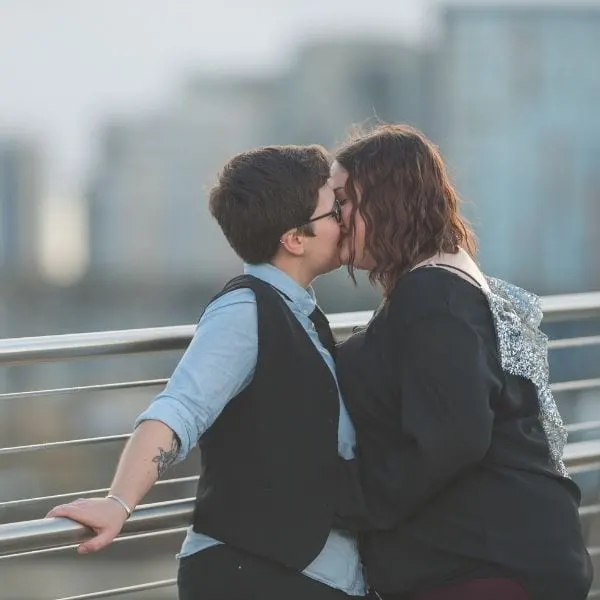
[484,277,568,477]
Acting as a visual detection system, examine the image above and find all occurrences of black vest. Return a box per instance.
[192,275,340,570]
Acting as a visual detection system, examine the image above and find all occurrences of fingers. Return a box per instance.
[45,497,126,554]
[46,498,109,523]
[78,529,117,554]
[46,501,93,521]
[46,504,80,520]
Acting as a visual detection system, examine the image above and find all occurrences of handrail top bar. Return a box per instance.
[541,290,600,321]
[0,497,195,557]
[0,316,374,366]
[0,324,195,366]
[1,291,599,366]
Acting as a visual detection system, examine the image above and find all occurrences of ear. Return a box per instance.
[279,228,305,257]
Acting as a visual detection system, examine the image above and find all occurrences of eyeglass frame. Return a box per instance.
[301,197,343,227]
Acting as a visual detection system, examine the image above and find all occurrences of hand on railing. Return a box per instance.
[46,497,129,554]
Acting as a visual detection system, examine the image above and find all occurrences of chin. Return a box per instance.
[338,252,364,269]
[338,248,351,266]
[338,237,359,266]
[339,253,371,271]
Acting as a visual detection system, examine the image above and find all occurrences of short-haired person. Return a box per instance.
[48,145,369,600]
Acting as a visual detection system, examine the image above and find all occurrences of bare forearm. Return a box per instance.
[108,420,180,510]
[45,419,182,553]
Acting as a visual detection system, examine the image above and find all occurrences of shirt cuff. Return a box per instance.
[134,396,203,463]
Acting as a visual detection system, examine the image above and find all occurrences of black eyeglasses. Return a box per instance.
[303,198,343,226]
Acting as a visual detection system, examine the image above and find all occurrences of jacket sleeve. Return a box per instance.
[356,311,500,527]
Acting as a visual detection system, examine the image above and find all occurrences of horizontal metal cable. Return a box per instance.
[579,504,600,518]
[1,291,599,367]
[563,440,600,470]
[0,476,199,510]
[6,415,592,459]
[0,379,600,458]
[566,420,600,434]
[1,441,598,555]
[549,335,600,350]
[565,464,600,475]
[1,526,187,560]
[3,414,593,459]
[55,578,176,600]
[0,375,595,404]
[0,379,168,402]
[0,434,130,457]
[0,498,195,556]
[540,291,600,322]
[551,378,600,393]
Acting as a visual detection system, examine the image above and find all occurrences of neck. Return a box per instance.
[413,248,462,270]
[270,256,315,289]
[412,248,488,290]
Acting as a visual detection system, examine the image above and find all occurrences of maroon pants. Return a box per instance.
[388,578,531,600]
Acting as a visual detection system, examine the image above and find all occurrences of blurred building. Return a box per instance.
[0,136,42,279]
[270,38,434,146]
[87,75,278,285]
[86,38,433,288]
[82,38,427,324]
[435,5,600,294]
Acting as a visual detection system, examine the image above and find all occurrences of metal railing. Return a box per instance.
[1,290,600,599]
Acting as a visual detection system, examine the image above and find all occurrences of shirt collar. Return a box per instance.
[244,263,316,316]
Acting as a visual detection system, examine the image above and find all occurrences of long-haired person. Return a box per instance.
[331,124,592,600]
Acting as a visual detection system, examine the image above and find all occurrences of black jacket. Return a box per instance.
[335,268,592,600]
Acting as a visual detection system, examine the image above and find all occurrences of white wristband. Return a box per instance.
[106,494,133,518]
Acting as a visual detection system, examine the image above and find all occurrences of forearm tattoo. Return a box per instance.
[152,434,180,479]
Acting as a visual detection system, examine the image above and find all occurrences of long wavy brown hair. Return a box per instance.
[335,123,477,296]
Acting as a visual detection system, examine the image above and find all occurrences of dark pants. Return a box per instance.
[382,578,531,600]
[177,544,367,600]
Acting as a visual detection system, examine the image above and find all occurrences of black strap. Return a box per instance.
[309,306,337,358]
[264,282,336,357]
[422,262,483,289]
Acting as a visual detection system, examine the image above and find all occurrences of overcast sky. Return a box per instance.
[0,0,594,195]
[0,0,433,193]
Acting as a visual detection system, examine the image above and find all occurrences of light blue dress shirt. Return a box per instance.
[135,263,365,596]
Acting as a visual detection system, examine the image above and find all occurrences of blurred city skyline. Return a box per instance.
[1,0,599,299]
[0,0,431,196]
[2,0,598,196]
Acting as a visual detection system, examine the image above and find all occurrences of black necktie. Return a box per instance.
[309,306,337,358]
[265,282,337,357]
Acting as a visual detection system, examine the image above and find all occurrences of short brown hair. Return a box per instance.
[335,123,476,296]
[209,145,330,264]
